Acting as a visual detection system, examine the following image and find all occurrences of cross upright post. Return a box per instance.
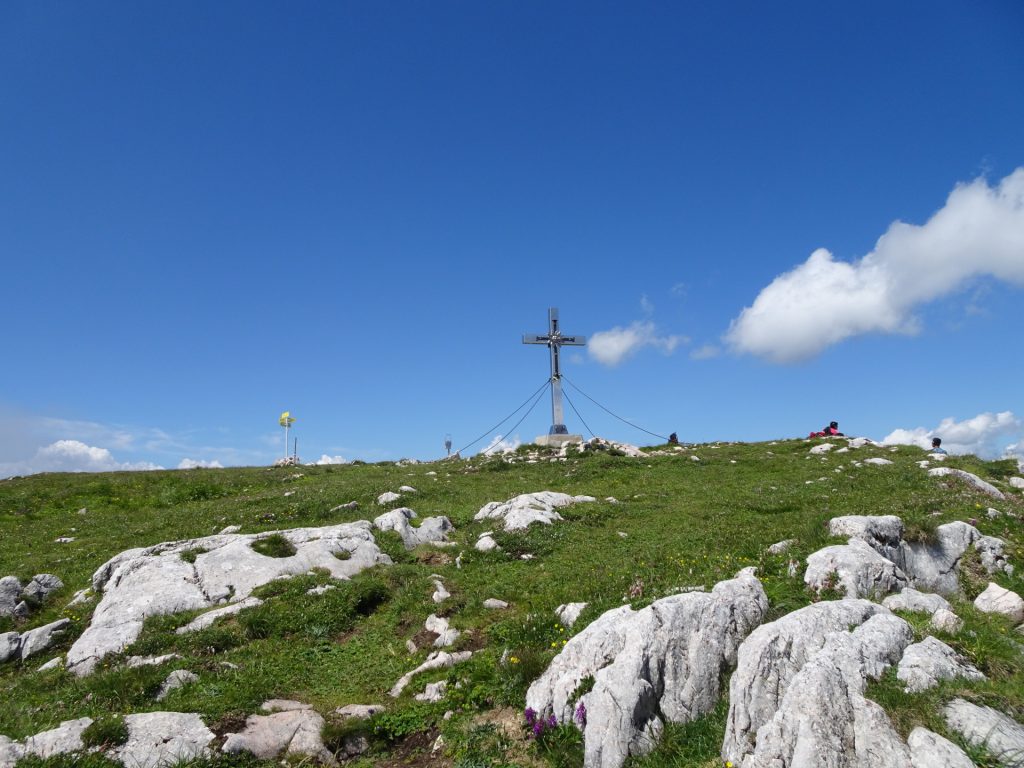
[523,308,586,435]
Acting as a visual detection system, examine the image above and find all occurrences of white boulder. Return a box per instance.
[65,522,391,676]
[555,602,588,628]
[974,582,1024,623]
[474,491,596,531]
[804,540,908,599]
[944,698,1024,767]
[928,467,1006,500]
[882,587,951,615]
[929,609,964,634]
[896,636,984,693]
[223,704,334,764]
[113,712,215,768]
[907,727,975,768]
[528,569,768,768]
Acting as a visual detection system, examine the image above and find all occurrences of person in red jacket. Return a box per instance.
[810,421,845,438]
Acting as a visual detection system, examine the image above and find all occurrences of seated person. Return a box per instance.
[930,437,948,455]
[822,421,844,436]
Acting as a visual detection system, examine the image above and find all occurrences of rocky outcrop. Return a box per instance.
[373,508,454,549]
[929,467,1006,500]
[896,636,984,693]
[389,650,473,698]
[0,574,64,620]
[527,569,768,768]
[907,727,975,768]
[0,619,71,664]
[821,515,1013,597]
[727,613,914,768]
[474,491,596,531]
[112,712,215,768]
[722,599,890,762]
[65,522,392,676]
[974,582,1024,623]
[882,587,951,615]
[223,702,335,764]
[175,596,263,634]
[804,540,908,599]
[944,698,1024,766]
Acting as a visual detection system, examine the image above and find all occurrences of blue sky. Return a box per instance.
[2,2,1023,475]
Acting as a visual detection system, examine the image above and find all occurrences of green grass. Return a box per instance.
[1,439,1022,767]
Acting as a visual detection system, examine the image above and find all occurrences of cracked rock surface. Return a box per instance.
[474,491,596,531]
[722,598,890,762]
[804,540,908,599]
[112,712,214,768]
[65,522,392,676]
[896,636,984,693]
[373,508,454,549]
[944,698,1024,766]
[907,727,975,768]
[223,703,335,764]
[527,569,767,768]
[731,613,914,768]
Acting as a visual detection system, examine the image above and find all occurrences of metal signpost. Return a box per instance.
[523,307,586,435]
[279,411,295,460]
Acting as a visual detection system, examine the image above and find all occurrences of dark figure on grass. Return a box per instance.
[810,421,844,438]
[931,437,948,455]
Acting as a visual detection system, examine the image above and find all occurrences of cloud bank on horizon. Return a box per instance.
[726,169,1024,363]
[881,410,1022,461]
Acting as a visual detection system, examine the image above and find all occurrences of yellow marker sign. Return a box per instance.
[279,411,295,426]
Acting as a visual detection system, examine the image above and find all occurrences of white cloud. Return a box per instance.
[311,454,348,465]
[0,440,164,477]
[177,458,224,469]
[726,169,1024,363]
[480,434,520,455]
[640,294,655,315]
[588,321,686,367]
[881,410,1022,459]
[690,344,720,360]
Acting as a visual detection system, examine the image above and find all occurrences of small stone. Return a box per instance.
[415,680,447,702]
[377,491,402,505]
[555,602,588,628]
[431,579,450,604]
[767,539,796,555]
[156,669,199,701]
[974,582,1024,623]
[929,608,964,635]
[398,485,417,493]
[897,636,984,693]
[261,699,311,713]
[335,704,384,720]
[863,457,893,466]
[219,525,241,534]
[483,598,508,610]
[36,656,63,672]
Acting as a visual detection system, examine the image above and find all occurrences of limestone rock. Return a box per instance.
[65,521,391,676]
[1009,476,1024,490]
[219,525,241,534]
[528,569,768,768]
[928,467,1006,500]
[766,539,796,555]
[974,582,1024,623]
[804,540,908,599]
[944,698,1024,766]
[126,653,181,668]
[907,727,975,768]
[900,522,980,595]
[0,735,25,768]
[722,599,889,762]
[223,707,335,765]
[929,608,964,634]
[176,597,263,634]
[473,491,596,531]
[22,717,93,759]
[21,574,64,604]
[475,533,499,552]
[425,614,459,647]
[829,514,905,564]
[431,579,450,603]
[863,457,893,466]
[156,669,199,701]
[809,443,833,454]
[731,613,914,768]
[36,656,63,672]
[335,704,384,720]
[0,577,22,617]
[555,602,588,628]
[0,633,19,664]
[19,619,71,660]
[390,650,473,698]
[882,587,952,615]
[976,535,1014,577]
[896,636,984,693]
[374,508,453,549]
[415,680,447,702]
[261,699,310,713]
[377,491,401,505]
[113,712,215,768]
[483,598,508,609]
[398,485,417,493]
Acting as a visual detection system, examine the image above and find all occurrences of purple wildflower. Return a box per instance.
[524,707,537,727]
[574,701,587,727]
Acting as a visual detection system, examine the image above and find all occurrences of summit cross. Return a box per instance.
[523,307,586,435]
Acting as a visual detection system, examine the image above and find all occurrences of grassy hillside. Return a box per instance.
[1,439,1021,767]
